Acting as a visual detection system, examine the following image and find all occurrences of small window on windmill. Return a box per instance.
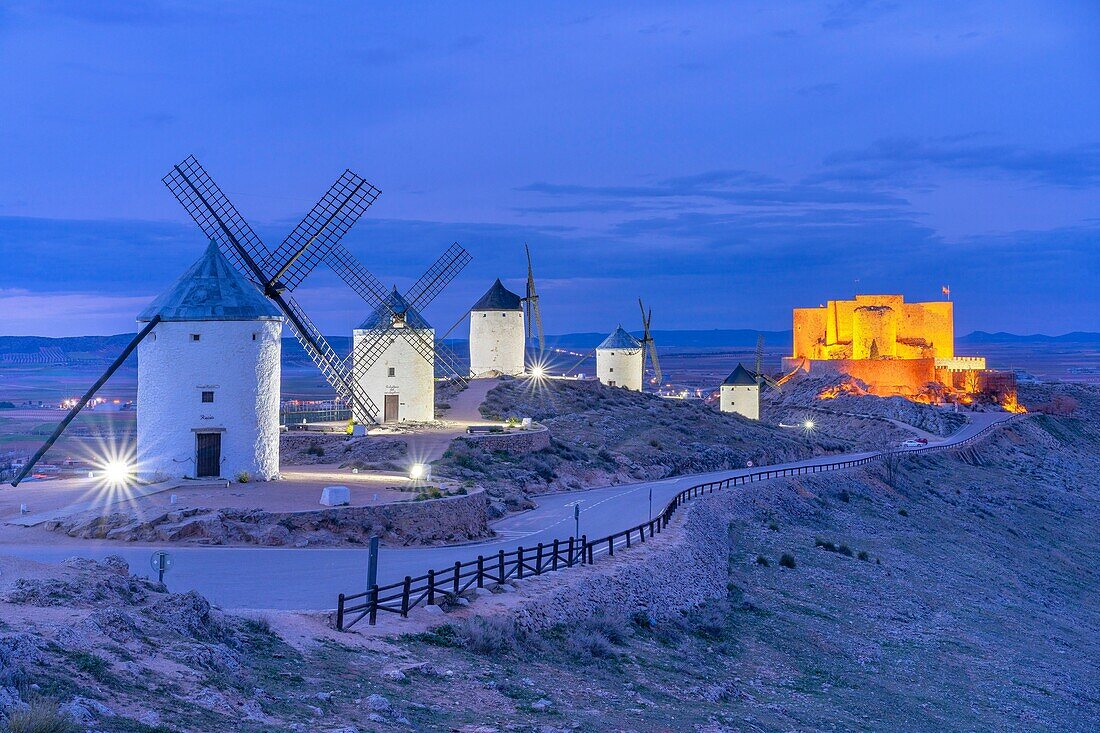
[502,313,507,317]
[609,367,614,372]
[388,367,395,377]
[251,333,258,341]
[190,333,201,342]
[201,391,214,403]
[482,313,486,318]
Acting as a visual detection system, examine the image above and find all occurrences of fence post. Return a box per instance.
[626,529,631,548]
[477,555,485,588]
[581,534,588,565]
[498,549,505,582]
[368,585,379,626]
[609,536,615,556]
[567,537,575,567]
[401,576,411,617]
[536,543,544,575]
[427,569,436,606]
[336,593,345,631]
[453,561,461,596]
[517,547,525,579]
[552,539,560,571]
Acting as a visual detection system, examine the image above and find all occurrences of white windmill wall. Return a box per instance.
[353,327,436,422]
[137,319,281,480]
[469,309,525,377]
[596,348,644,391]
[720,384,760,420]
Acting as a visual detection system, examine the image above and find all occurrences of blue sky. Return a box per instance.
[1,1,1097,336]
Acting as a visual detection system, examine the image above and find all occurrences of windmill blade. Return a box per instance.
[404,242,471,311]
[267,170,381,292]
[326,242,390,307]
[647,339,663,385]
[11,316,161,486]
[531,296,545,352]
[754,334,765,379]
[564,349,596,376]
[433,340,469,384]
[345,328,396,381]
[163,156,274,285]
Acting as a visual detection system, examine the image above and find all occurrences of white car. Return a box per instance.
[900,439,923,448]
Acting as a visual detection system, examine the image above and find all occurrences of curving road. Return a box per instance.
[0,412,1012,611]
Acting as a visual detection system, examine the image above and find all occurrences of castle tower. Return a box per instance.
[353,288,436,423]
[852,305,898,359]
[596,326,644,391]
[136,241,283,481]
[719,363,760,420]
[469,279,525,377]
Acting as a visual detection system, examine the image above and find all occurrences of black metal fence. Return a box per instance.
[336,416,1016,630]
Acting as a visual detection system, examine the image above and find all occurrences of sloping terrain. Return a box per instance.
[435,377,916,512]
[1,384,1094,732]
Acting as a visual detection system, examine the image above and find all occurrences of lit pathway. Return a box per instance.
[0,411,1013,611]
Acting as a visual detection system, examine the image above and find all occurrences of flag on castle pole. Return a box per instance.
[942,285,951,300]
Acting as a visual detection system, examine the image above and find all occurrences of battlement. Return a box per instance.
[793,294,954,362]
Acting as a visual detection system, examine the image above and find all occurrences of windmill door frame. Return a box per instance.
[195,432,221,478]
[383,394,400,423]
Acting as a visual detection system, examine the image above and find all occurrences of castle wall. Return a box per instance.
[137,319,282,481]
[596,347,644,391]
[352,327,435,423]
[793,295,955,361]
[804,357,936,396]
[470,309,525,377]
[792,307,827,359]
[851,306,898,359]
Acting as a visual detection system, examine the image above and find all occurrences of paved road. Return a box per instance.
[0,412,1011,611]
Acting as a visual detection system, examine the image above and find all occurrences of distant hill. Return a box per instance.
[958,331,1100,344]
[3,330,1098,367]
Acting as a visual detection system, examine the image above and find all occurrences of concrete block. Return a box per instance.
[319,485,351,507]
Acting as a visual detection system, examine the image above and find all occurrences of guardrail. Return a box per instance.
[336,415,1018,630]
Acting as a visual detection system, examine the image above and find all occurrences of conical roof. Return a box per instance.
[137,241,281,322]
[598,326,642,350]
[357,287,432,330]
[471,278,522,311]
[723,363,759,386]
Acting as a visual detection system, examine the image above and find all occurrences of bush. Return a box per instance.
[838,490,850,503]
[236,470,251,484]
[767,521,779,531]
[779,553,796,569]
[458,616,519,655]
[837,544,854,557]
[756,555,770,567]
[565,629,616,659]
[898,508,909,517]
[305,442,325,457]
[5,699,79,733]
[243,614,272,634]
[857,551,870,561]
[814,538,836,552]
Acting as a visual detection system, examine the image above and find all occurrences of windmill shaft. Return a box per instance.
[10,316,161,487]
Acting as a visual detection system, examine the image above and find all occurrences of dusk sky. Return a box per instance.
[1,1,1098,337]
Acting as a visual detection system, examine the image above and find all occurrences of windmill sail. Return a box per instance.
[639,298,662,385]
[524,244,545,351]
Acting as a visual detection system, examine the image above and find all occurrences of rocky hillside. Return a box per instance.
[2,385,1094,732]
[435,378,906,513]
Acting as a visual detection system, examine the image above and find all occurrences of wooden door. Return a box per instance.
[196,432,221,477]
[384,394,399,423]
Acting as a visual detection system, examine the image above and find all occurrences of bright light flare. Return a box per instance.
[101,460,133,486]
[409,463,429,481]
[803,419,816,431]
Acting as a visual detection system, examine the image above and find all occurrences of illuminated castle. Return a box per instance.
[782,294,994,398]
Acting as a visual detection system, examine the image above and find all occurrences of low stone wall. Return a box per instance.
[491,494,732,632]
[459,426,551,454]
[48,489,492,548]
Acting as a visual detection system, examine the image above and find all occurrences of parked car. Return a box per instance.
[900,439,923,448]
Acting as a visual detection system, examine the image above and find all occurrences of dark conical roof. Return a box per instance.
[471,278,522,311]
[598,326,642,350]
[137,241,281,322]
[357,287,432,330]
[723,363,759,386]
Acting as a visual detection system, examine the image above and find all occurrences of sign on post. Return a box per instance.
[150,551,172,584]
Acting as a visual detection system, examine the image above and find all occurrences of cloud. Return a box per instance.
[815,136,1100,188]
[821,0,899,31]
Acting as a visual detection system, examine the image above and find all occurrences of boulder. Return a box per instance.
[319,486,351,507]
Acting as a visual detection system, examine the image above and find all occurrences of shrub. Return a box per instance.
[898,508,909,517]
[236,471,251,484]
[565,629,616,659]
[243,614,272,634]
[5,699,79,733]
[837,544,854,557]
[648,438,662,449]
[838,490,850,503]
[70,651,109,680]
[305,442,325,457]
[858,551,870,561]
[779,553,796,569]
[458,616,519,655]
[756,555,770,567]
[767,521,779,531]
[814,538,837,552]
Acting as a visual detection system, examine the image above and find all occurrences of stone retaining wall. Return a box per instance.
[49,489,492,548]
[459,426,551,454]
[491,494,733,632]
